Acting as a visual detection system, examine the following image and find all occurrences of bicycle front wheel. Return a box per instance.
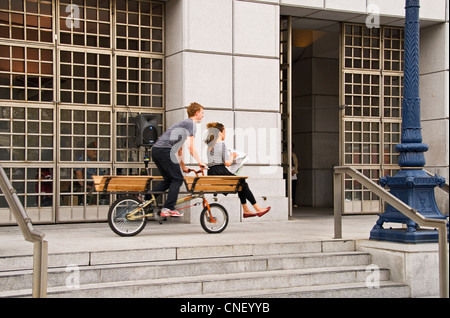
[200,203,229,234]
[108,196,146,237]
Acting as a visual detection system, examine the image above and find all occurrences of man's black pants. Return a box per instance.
[151,147,183,210]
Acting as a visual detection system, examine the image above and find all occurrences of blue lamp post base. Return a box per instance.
[368,0,448,244]
[370,169,448,244]
[370,228,441,244]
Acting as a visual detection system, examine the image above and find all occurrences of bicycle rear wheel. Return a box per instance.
[200,203,228,233]
[108,196,146,237]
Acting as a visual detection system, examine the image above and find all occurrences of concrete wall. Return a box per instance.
[292,30,340,207]
[357,240,448,297]
[165,0,281,163]
[420,19,449,214]
[280,0,447,22]
[165,0,288,222]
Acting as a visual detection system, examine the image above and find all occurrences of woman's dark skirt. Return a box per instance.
[208,165,256,205]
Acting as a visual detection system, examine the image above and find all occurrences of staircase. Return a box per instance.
[0,240,409,298]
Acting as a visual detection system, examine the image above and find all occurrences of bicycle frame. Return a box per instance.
[125,169,215,223]
[125,192,215,221]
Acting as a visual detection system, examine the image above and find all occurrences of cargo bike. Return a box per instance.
[92,169,247,237]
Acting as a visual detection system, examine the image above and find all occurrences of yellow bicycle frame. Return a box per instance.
[126,193,205,221]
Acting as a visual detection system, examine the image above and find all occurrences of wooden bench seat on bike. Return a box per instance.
[92,175,161,193]
[183,175,247,193]
[92,175,247,194]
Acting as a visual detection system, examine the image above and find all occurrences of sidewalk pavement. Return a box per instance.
[0,208,379,258]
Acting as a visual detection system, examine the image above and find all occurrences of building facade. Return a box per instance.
[0,0,448,225]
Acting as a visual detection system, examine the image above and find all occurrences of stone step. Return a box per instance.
[1,265,393,298]
[0,240,356,271]
[180,281,410,298]
[1,239,407,298]
[0,251,372,292]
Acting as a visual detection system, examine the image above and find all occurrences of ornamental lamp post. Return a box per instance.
[369,0,448,243]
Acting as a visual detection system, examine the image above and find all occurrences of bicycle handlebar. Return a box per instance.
[187,168,206,176]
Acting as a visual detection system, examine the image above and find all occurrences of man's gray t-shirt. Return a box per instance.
[153,118,196,151]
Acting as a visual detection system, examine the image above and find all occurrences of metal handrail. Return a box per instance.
[333,166,449,298]
[0,164,48,298]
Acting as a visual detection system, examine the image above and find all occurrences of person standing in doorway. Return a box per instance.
[291,144,299,208]
[283,143,299,208]
[151,102,206,217]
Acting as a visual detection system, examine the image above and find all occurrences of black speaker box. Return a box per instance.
[134,114,159,147]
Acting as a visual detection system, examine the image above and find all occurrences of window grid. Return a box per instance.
[344,168,382,213]
[0,1,165,225]
[116,54,163,108]
[344,168,381,201]
[0,166,55,224]
[344,120,380,166]
[59,49,111,105]
[58,165,111,222]
[344,25,380,70]
[0,0,53,43]
[115,0,163,53]
[0,44,54,102]
[0,105,54,162]
[59,108,111,162]
[59,0,111,48]
[344,73,380,117]
[383,27,404,72]
[383,75,403,118]
[116,111,142,163]
[383,121,401,165]
[59,166,110,206]
[341,23,404,214]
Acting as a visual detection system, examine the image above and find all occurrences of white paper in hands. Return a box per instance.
[228,149,248,175]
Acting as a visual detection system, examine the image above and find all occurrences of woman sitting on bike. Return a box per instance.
[205,122,270,218]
